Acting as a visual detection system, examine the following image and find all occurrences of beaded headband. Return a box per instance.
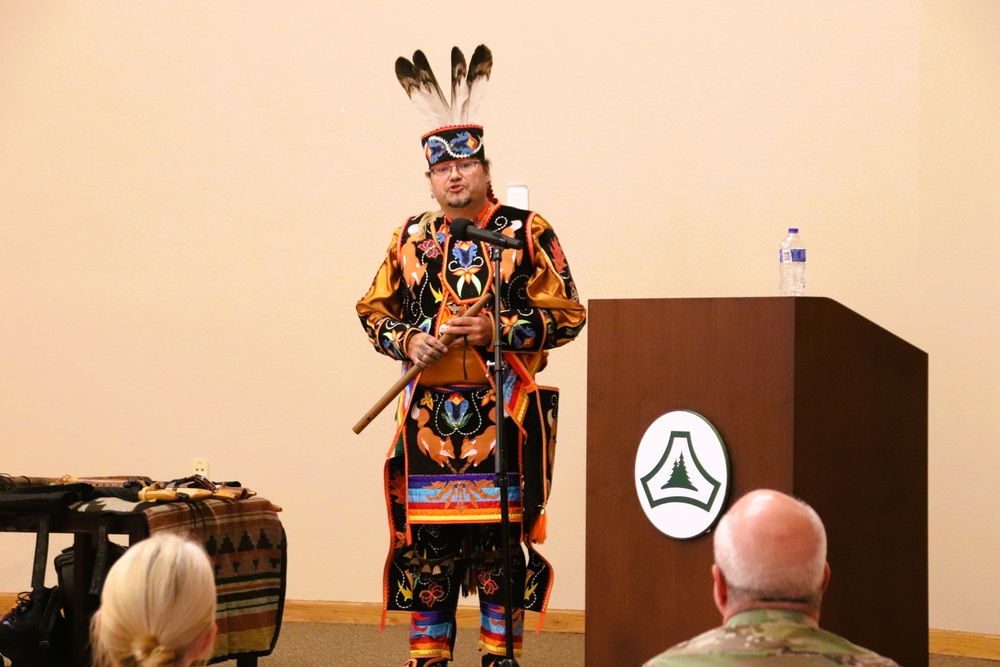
[395,45,493,167]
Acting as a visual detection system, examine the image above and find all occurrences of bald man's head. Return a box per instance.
[713,490,828,613]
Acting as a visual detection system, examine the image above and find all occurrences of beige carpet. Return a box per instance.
[250,622,580,666]
[242,622,996,667]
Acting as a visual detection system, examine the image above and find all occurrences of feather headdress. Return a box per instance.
[396,44,492,127]
[395,45,493,167]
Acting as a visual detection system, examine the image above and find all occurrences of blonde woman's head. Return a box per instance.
[91,533,217,667]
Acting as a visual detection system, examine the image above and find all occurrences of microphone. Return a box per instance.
[451,218,525,250]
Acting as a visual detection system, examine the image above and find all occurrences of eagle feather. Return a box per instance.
[395,50,450,128]
[463,44,493,122]
[450,47,469,125]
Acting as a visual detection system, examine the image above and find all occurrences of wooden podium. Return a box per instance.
[586,297,927,667]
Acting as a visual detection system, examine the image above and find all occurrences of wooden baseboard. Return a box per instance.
[5,592,998,657]
[282,599,586,633]
[930,628,1000,660]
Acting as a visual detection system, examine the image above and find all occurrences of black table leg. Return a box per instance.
[72,532,94,667]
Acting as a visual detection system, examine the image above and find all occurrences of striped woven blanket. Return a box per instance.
[143,497,285,662]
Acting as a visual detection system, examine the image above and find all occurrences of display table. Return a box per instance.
[0,488,285,667]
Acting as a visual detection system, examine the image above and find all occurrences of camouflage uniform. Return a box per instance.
[643,609,901,666]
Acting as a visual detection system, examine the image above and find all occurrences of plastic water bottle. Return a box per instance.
[779,228,806,296]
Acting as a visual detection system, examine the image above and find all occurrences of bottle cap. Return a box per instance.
[788,228,799,233]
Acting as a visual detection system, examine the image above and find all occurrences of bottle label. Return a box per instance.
[779,249,806,263]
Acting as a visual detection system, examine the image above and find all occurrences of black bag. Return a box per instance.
[0,586,71,667]
[54,539,128,620]
[0,537,127,667]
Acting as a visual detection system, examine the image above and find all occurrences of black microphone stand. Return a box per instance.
[486,243,519,667]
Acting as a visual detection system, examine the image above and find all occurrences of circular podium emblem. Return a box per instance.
[634,410,730,540]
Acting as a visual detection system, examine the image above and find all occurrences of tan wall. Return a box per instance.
[0,0,996,635]
[919,0,1000,634]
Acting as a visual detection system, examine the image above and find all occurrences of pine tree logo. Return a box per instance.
[639,431,720,511]
[664,453,697,492]
[634,411,730,539]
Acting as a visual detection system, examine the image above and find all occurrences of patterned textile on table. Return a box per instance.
[142,497,286,663]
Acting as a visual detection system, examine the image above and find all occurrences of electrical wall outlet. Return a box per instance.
[192,458,210,478]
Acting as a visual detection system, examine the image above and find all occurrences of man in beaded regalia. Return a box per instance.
[356,45,586,667]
